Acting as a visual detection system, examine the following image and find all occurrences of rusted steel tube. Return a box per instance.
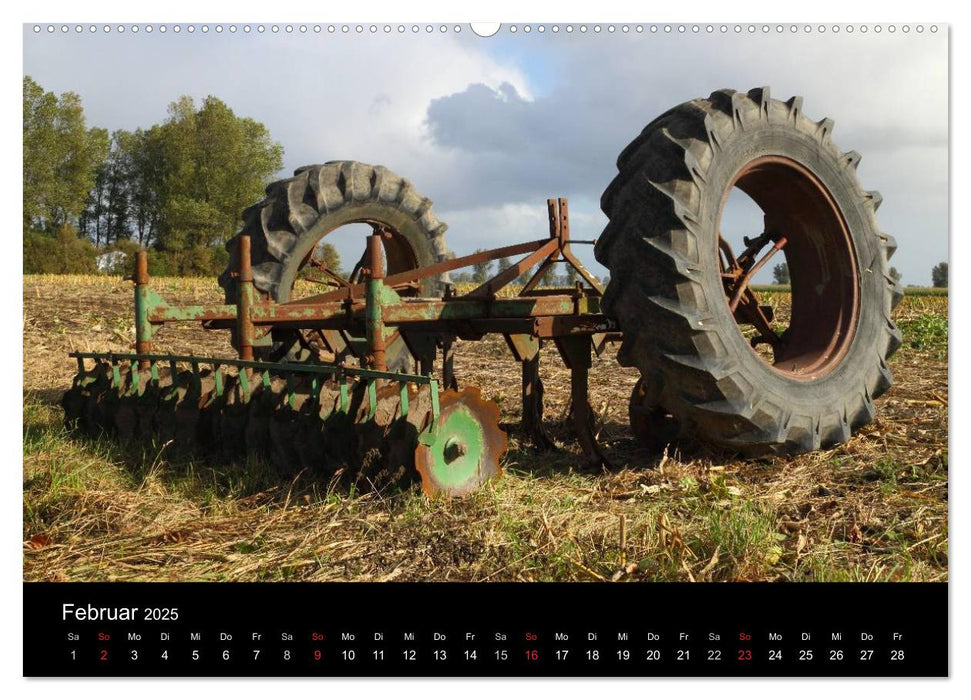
[236,235,256,361]
[133,250,152,369]
[729,237,788,313]
[294,238,551,306]
[467,237,560,299]
[365,233,387,371]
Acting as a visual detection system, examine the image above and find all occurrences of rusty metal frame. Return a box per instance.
[139,199,615,340]
[126,196,620,464]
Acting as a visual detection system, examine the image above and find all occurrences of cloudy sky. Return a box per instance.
[23,23,948,285]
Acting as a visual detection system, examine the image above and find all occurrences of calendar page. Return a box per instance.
[21,15,949,678]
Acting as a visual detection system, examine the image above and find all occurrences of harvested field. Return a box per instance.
[23,275,948,583]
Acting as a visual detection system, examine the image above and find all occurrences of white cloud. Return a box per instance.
[22,30,531,174]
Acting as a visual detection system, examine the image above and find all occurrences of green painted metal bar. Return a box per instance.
[366,379,377,419]
[365,233,388,372]
[150,304,238,323]
[286,373,296,409]
[133,251,153,369]
[399,381,409,418]
[213,365,224,397]
[146,294,600,328]
[236,235,256,361]
[429,378,440,420]
[238,368,251,402]
[68,352,433,385]
[339,377,349,413]
[149,301,353,325]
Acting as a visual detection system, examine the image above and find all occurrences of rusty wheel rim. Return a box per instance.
[718,155,860,381]
[275,220,422,363]
[292,220,421,298]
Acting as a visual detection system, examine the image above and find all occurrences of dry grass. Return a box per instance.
[23,276,948,583]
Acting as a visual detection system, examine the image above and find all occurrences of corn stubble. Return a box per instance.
[24,276,947,583]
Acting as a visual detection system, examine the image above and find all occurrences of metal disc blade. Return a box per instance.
[414,386,506,497]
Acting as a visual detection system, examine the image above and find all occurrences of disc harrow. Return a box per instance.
[62,352,501,494]
[62,196,622,497]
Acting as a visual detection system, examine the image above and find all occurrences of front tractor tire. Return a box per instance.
[595,87,902,455]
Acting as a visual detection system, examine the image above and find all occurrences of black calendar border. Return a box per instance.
[23,581,948,677]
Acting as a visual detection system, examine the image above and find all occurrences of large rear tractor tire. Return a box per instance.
[219,161,451,369]
[597,87,902,455]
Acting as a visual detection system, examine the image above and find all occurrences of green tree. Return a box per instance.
[539,264,557,287]
[318,243,341,274]
[931,262,948,288]
[564,265,579,286]
[772,262,790,285]
[123,128,166,247]
[104,144,131,244]
[300,241,342,280]
[81,130,135,247]
[152,95,283,271]
[23,76,108,232]
[79,155,107,244]
[471,249,492,283]
[24,224,98,274]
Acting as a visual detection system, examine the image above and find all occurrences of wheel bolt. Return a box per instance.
[443,437,467,463]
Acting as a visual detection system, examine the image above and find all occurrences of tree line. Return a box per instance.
[772,262,947,289]
[23,76,283,275]
[447,251,608,288]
